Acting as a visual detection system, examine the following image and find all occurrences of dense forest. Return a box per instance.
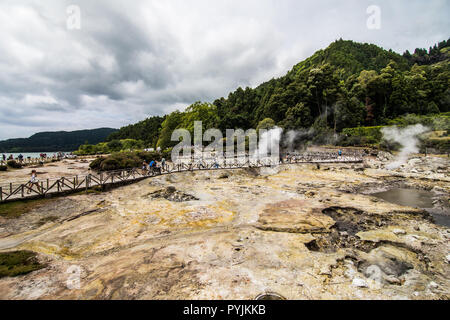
[88,39,450,152]
[0,128,117,152]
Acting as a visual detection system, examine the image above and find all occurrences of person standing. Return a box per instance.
[148,160,155,175]
[154,161,161,175]
[141,161,148,174]
[26,170,42,194]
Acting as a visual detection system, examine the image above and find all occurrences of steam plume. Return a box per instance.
[381,124,429,169]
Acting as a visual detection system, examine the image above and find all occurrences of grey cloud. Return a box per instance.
[0,0,448,139]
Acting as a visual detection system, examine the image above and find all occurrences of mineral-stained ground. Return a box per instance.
[0,156,448,300]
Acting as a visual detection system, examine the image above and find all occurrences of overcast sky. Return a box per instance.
[0,0,448,140]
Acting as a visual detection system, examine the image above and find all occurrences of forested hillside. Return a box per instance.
[0,128,117,152]
[105,39,450,150]
[106,116,165,148]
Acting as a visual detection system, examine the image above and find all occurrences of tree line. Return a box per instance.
[95,39,450,152]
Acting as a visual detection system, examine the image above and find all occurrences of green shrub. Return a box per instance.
[387,113,450,131]
[89,157,105,170]
[100,158,120,171]
[7,160,22,169]
[342,126,383,141]
[89,152,143,171]
[423,139,450,154]
[340,126,384,146]
[0,251,45,278]
[107,140,123,152]
[136,151,163,162]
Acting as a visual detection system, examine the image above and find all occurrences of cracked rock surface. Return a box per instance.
[0,157,448,300]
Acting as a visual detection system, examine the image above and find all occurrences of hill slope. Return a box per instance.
[104,39,450,150]
[0,128,117,153]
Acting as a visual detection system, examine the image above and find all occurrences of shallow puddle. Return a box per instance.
[372,188,449,227]
[372,188,434,208]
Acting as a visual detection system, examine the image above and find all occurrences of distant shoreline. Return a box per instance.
[1,152,74,159]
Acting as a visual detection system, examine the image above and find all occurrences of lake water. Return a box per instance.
[1,152,71,159]
[372,188,449,227]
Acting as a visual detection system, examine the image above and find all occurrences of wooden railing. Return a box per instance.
[0,154,363,203]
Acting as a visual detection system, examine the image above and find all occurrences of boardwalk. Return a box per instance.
[0,154,363,203]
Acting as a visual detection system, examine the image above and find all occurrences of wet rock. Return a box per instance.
[322,207,389,236]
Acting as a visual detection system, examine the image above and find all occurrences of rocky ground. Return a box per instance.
[0,154,448,300]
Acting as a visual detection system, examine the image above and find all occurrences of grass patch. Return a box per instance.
[0,250,45,278]
[0,198,53,219]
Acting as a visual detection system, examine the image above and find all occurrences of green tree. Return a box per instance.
[283,103,313,129]
[107,140,123,152]
[256,118,276,134]
[157,111,184,150]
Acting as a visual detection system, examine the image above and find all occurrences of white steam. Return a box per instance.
[255,127,283,159]
[381,124,429,169]
[283,128,315,151]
